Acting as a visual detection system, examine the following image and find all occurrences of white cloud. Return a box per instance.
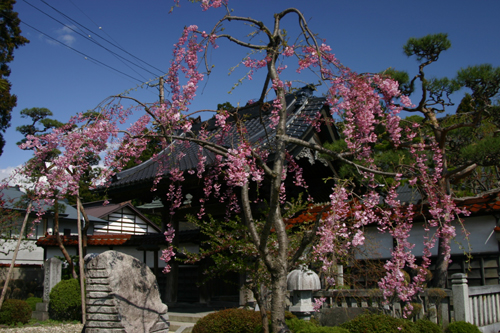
[43,25,77,47]
[0,165,27,188]
[57,25,77,46]
[59,34,76,46]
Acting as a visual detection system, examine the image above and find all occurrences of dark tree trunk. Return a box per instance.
[431,236,449,288]
[270,268,289,333]
[252,283,269,333]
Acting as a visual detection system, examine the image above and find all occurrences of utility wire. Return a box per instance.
[38,0,158,80]
[21,20,144,83]
[67,0,149,72]
[38,0,166,76]
[23,0,160,79]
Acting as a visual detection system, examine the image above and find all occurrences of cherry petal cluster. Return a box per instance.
[160,223,176,273]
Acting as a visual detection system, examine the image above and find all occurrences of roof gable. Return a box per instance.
[109,88,335,190]
[83,200,161,234]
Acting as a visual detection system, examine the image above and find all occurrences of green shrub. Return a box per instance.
[286,318,350,333]
[25,296,43,311]
[285,311,298,320]
[192,308,261,333]
[0,299,32,325]
[414,319,441,333]
[49,278,82,321]
[340,313,418,333]
[445,321,481,333]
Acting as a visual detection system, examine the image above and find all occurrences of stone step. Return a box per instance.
[169,313,206,324]
[169,321,195,333]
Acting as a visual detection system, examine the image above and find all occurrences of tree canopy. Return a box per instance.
[0,0,28,156]
[383,33,500,287]
[6,3,493,332]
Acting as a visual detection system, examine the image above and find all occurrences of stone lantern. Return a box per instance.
[287,267,321,320]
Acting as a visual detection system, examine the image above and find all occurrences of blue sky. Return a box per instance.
[2,0,500,181]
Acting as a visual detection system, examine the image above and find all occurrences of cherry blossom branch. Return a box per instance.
[281,134,401,177]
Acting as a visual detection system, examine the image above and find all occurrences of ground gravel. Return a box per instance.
[0,323,83,333]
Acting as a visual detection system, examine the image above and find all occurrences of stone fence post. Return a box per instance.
[451,273,470,322]
[33,257,62,321]
[42,257,62,303]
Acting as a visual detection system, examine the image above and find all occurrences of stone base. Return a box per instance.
[36,302,49,312]
[32,302,49,321]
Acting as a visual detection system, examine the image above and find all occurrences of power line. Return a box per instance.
[20,20,144,83]
[38,0,160,79]
[67,0,144,69]
[39,0,166,76]
[22,0,161,79]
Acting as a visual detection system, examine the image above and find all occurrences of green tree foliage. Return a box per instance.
[217,101,234,111]
[381,33,500,287]
[16,107,64,146]
[0,0,29,155]
[16,107,64,175]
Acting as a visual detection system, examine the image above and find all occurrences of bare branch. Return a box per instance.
[282,135,400,177]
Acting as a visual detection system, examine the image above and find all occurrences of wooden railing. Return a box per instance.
[310,274,500,332]
[452,273,500,332]
[312,288,452,326]
[469,285,500,327]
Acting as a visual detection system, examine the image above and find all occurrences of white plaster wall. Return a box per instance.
[357,215,499,261]
[409,215,498,256]
[0,239,44,265]
[451,215,498,254]
[356,226,393,259]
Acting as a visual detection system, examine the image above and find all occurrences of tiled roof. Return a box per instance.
[36,233,170,247]
[285,190,500,228]
[108,88,329,190]
[0,187,105,223]
[284,203,332,230]
[455,190,500,213]
[0,263,42,267]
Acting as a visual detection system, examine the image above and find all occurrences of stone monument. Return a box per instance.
[32,257,62,321]
[84,251,169,333]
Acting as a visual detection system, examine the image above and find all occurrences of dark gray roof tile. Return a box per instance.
[109,89,328,189]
